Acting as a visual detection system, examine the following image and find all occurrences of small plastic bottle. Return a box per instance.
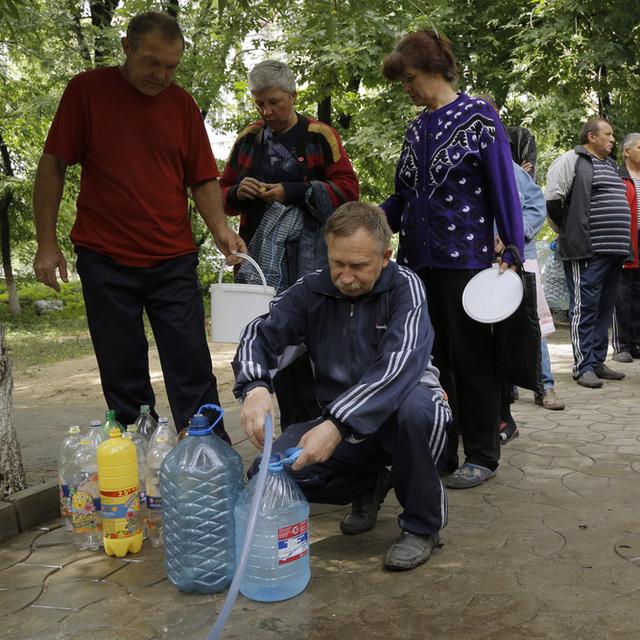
[58,425,82,531]
[235,452,311,602]
[148,416,177,452]
[69,422,107,550]
[160,411,244,593]
[124,423,148,536]
[97,429,143,557]
[134,404,157,447]
[145,433,174,547]
[103,409,124,436]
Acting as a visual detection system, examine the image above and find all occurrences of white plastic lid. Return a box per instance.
[462,266,523,324]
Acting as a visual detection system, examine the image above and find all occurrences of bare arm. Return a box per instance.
[191,179,247,262]
[32,153,68,291]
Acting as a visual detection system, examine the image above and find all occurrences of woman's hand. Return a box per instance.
[258,183,286,203]
[236,177,266,201]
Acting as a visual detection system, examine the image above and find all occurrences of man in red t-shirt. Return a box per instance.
[32,11,245,436]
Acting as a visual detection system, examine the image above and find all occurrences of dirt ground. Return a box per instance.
[12,342,240,485]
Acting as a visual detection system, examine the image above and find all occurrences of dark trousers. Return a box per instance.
[563,255,624,377]
[249,385,451,536]
[273,352,321,430]
[611,268,640,353]
[75,247,226,437]
[419,268,500,472]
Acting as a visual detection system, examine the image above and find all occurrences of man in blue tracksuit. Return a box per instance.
[233,202,451,571]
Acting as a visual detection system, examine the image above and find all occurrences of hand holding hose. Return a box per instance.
[241,386,275,449]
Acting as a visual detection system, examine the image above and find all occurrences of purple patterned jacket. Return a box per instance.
[381,93,524,270]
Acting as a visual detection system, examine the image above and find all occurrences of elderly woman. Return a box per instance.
[221,60,359,429]
[380,30,524,489]
[221,60,359,291]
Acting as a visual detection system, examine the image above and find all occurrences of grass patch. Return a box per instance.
[0,277,215,370]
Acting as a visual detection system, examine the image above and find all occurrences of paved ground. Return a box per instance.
[3,328,640,640]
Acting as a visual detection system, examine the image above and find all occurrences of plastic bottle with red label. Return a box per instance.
[234,450,310,601]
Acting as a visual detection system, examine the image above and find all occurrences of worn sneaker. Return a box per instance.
[340,468,392,535]
[534,388,565,411]
[630,345,640,359]
[576,370,603,388]
[594,363,625,380]
[612,351,633,364]
[445,463,496,489]
[384,531,441,571]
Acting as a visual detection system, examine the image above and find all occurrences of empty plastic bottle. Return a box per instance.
[148,416,177,453]
[124,423,148,535]
[160,408,244,593]
[234,450,310,602]
[58,425,82,531]
[134,404,157,447]
[103,409,124,436]
[145,433,174,547]
[69,421,108,550]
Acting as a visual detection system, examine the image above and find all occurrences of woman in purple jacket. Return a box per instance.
[381,30,524,489]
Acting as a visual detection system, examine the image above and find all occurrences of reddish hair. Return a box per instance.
[383,30,458,83]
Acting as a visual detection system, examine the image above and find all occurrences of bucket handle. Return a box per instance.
[217,252,269,291]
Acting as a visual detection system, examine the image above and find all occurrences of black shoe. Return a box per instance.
[384,531,441,571]
[340,468,392,535]
[594,363,625,380]
[576,370,603,388]
[630,345,640,359]
[498,419,519,444]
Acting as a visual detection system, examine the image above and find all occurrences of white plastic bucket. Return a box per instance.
[210,253,276,343]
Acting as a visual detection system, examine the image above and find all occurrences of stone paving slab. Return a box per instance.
[1,333,640,639]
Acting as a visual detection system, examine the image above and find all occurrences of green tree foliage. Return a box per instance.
[1,0,639,292]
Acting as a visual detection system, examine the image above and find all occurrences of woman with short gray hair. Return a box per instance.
[220,59,359,430]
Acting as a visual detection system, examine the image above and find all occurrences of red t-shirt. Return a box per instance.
[44,67,219,267]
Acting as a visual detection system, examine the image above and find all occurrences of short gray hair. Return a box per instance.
[325,202,392,252]
[623,132,640,150]
[248,60,296,94]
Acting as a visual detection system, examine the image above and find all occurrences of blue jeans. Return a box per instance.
[541,337,554,390]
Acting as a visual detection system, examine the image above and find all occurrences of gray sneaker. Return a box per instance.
[445,463,496,489]
[384,531,441,571]
[612,351,633,364]
[576,370,603,388]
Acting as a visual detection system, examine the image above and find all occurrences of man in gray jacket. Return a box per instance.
[545,117,631,388]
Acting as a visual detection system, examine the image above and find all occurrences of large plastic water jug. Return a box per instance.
[234,449,310,601]
[160,406,244,593]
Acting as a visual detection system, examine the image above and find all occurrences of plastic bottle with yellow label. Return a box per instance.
[97,428,143,557]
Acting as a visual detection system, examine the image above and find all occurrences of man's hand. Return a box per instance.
[241,386,275,450]
[291,420,342,471]
[258,183,286,203]
[236,177,266,202]
[212,226,247,265]
[33,242,68,291]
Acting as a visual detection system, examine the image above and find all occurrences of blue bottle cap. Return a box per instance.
[187,413,212,436]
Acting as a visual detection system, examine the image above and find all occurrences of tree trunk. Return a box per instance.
[0,325,25,499]
[0,131,21,315]
[0,190,20,315]
[318,95,332,126]
[90,0,119,67]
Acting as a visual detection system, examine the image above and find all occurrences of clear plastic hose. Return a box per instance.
[206,414,274,640]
